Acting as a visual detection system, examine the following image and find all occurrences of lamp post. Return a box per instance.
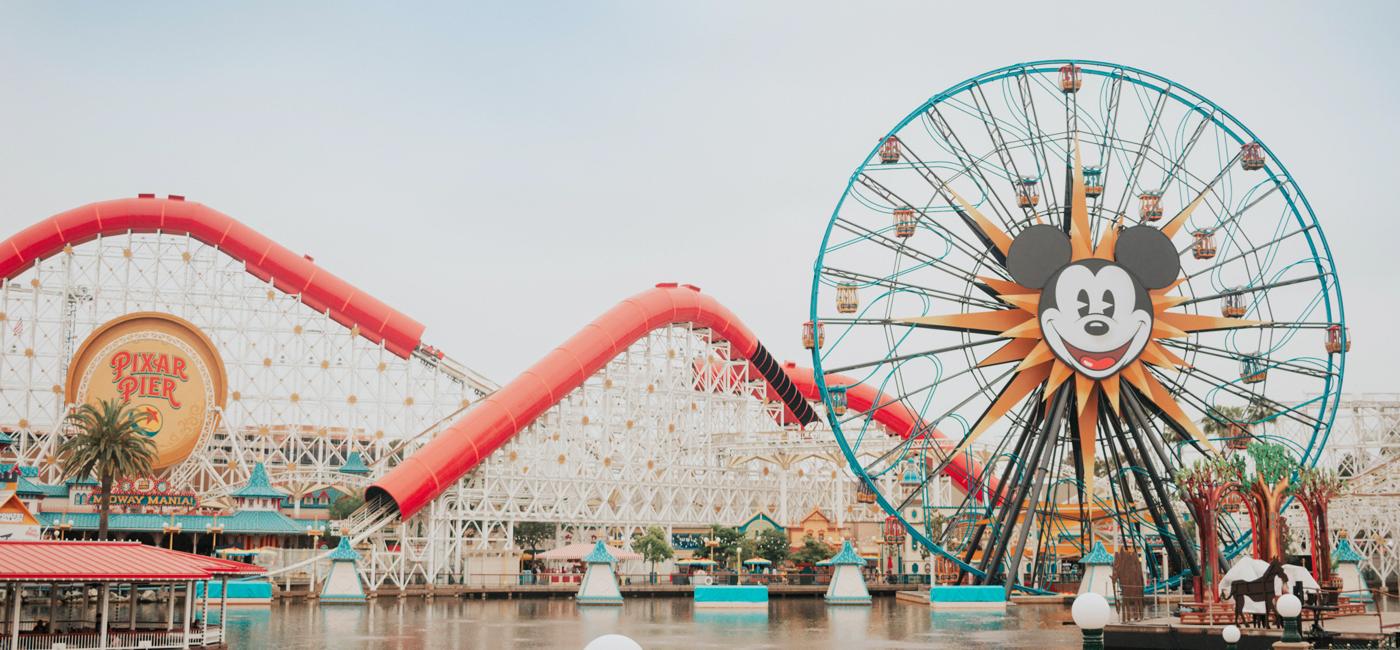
[1071,592,1110,649]
[1221,624,1240,650]
[1276,593,1303,643]
[205,519,224,554]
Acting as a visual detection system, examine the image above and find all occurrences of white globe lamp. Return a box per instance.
[584,634,643,650]
[1071,592,1111,649]
[1222,624,1240,649]
[1276,593,1303,642]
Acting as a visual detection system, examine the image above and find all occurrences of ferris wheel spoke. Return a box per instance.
[836,363,1018,431]
[1159,339,1333,380]
[849,175,1014,275]
[819,265,1005,311]
[969,83,1042,222]
[822,336,1004,374]
[1014,69,1062,218]
[1177,273,1324,308]
[1156,109,1216,193]
[829,215,1009,290]
[923,105,1020,229]
[1146,363,1321,429]
[1112,89,1169,218]
[1182,220,1306,284]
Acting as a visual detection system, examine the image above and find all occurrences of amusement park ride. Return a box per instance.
[0,60,1382,598]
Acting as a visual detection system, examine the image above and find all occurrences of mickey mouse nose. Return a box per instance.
[1084,320,1110,336]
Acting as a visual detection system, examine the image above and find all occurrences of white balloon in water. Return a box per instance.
[584,634,642,650]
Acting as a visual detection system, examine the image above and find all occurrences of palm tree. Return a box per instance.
[57,398,158,540]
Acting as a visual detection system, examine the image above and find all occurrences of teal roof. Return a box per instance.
[1080,541,1113,566]
[737,512,783,534]
[338,452,371,476]
[0,432,13,445]
[327,536,360,562]
[0,465,37,478]
[818,540,866,566]
[1334,538,1364,564]
[232,463,288,499]
[37,509,307,535]
[583,541,616,564]
[17,478,67,498]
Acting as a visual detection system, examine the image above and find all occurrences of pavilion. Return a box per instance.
[0,540,262,649]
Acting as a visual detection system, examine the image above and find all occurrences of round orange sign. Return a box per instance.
[66,313,226,471]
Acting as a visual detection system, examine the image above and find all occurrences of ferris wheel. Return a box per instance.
[808,60,1346,593]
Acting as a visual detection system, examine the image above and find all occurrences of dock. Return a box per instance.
[273,582,922,600]
[1106,613,1391,649]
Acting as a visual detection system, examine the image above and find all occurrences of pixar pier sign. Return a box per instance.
[67,313,228,472]
[110,350,191,410]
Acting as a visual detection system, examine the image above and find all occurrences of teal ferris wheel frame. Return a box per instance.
[808,59,1345,594]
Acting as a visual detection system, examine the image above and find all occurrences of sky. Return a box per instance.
[1,1,1396,393]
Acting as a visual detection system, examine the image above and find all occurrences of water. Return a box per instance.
[221,596,1086,649]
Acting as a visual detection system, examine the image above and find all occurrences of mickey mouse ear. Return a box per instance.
[1115,226,1181,289]
[1006,225,1071,289]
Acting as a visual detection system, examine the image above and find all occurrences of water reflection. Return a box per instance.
[224,596,1084,649]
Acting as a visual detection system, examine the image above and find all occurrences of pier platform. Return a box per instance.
[1105,613,1389,649]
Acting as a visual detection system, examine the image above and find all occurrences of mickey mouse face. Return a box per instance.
[1006,225,1180,379]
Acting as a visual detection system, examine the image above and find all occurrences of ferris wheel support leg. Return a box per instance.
[1001,387,1071,597]
[981,389,1064,587]
[1103,412,1173,567]
[966,397,1044,582]
[1120,391,1200,578]
[958,413,1037,584]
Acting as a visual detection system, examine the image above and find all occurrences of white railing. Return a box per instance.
[1,630,190,650]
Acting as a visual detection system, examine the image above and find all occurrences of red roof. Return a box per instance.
[0,541,265,581]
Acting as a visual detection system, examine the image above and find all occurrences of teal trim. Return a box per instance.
[231,463,288,499]
[38,509,306,535]
[196,580,272,600]
[338,452,371,476]
[694,585,768,603]
[818,540,866,566]
[1333,538,1363,564]
[327,536,360,562]
[736,512,783,534]
[576,594,623,605]
[1079,541,1113,566]
[930,586,1006,603]
[582,541,616,565]
[824,595,872,605]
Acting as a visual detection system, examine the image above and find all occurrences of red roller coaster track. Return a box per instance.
[0,196,424,358]
[371,283,987,519]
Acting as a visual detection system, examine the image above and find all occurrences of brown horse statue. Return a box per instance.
[1224,559,1286,627]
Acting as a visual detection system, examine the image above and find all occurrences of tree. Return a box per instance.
[696,525,743,568]
[57,398,157,541]
[328,494,364,520]
[753,528,790,565]
[791,535,834,566]
[513,522,557,555]
[1289,467,1344,583]
[1237,442,1298,562]
[632,526,674,576]
[1172,455,1244,602]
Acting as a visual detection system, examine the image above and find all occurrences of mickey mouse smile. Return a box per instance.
[1059,334,1134,372]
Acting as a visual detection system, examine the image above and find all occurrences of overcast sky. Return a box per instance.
[1,1,1396,394]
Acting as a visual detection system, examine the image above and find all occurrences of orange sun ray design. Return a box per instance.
[899,131,1248,481]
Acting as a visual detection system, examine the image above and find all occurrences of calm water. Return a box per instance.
[218,596,1087,649]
